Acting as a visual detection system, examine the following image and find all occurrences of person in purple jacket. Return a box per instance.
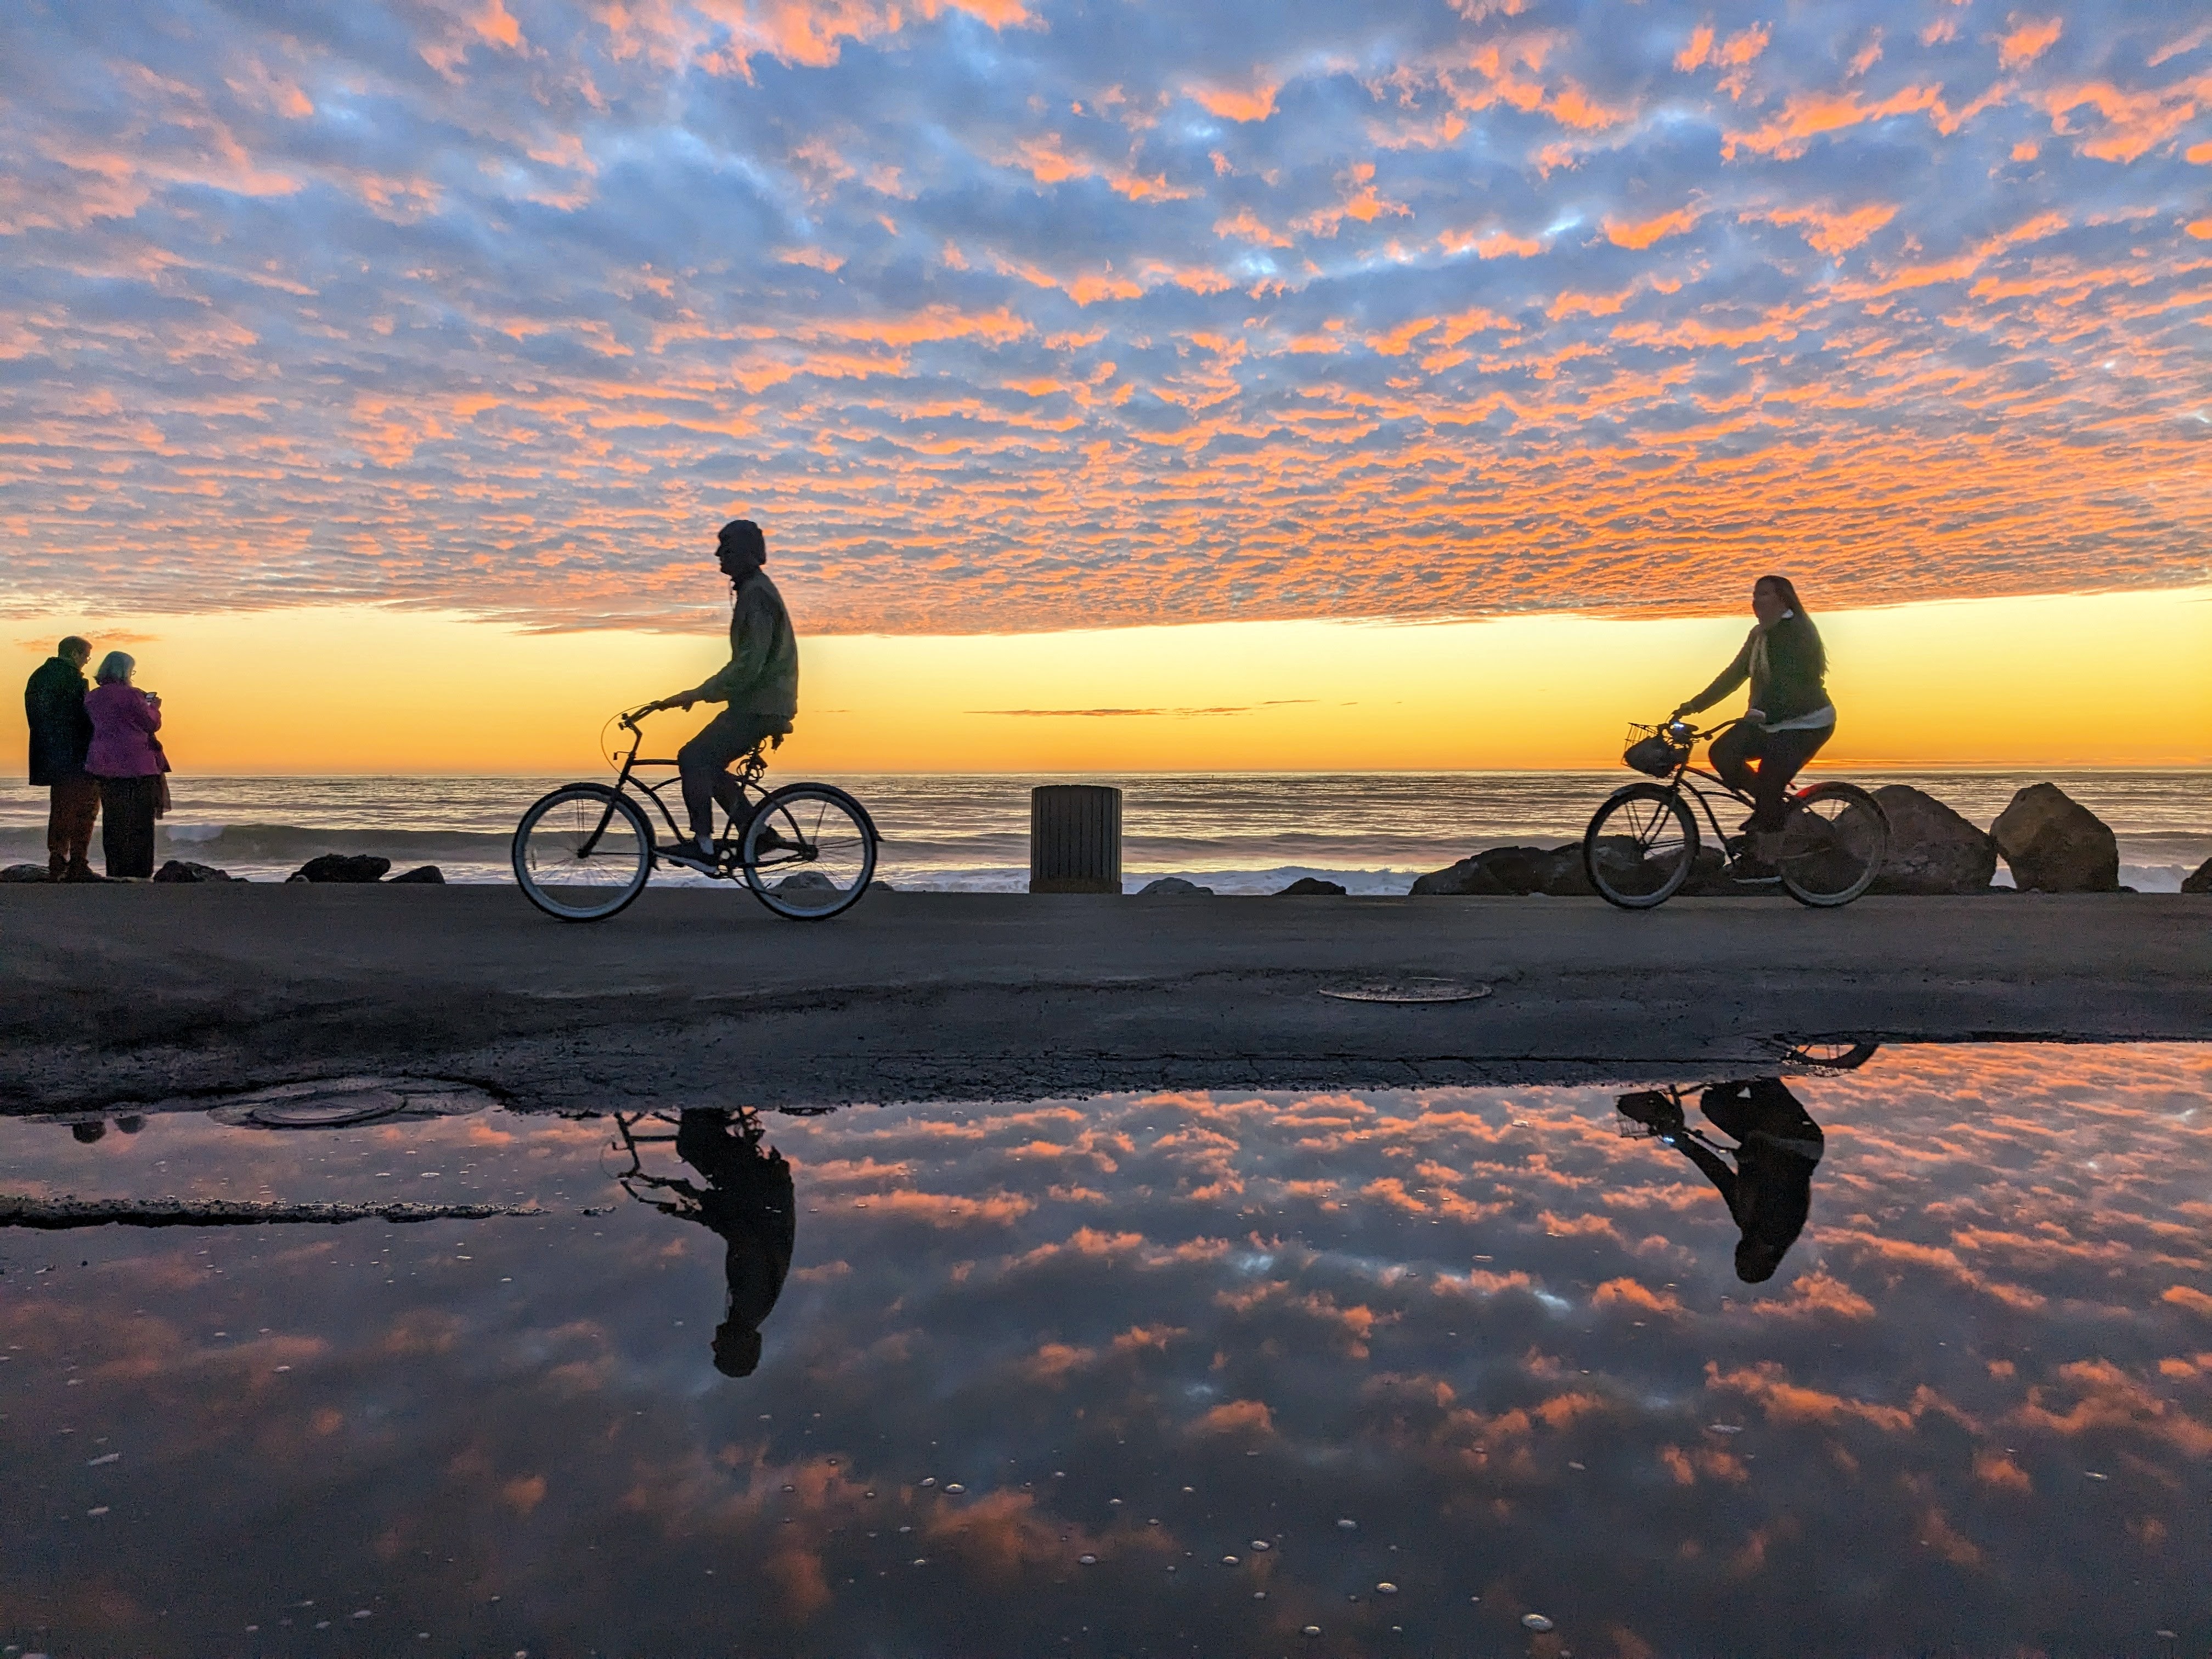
[83,652,170,879]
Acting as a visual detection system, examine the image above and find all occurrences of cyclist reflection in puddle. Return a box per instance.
[1617,1079,1825,1282]
[619,1110,795,1376]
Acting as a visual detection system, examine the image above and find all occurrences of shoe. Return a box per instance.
[61,861,105,883]
[751,827,803,855]
[660,845,721,876]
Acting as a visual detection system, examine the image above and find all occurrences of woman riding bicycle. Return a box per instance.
[1672,574,1835,857]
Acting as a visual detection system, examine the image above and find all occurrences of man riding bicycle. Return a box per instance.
[646,518,800,873]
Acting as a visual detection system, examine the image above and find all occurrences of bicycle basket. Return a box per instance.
[1622,724,1688,778]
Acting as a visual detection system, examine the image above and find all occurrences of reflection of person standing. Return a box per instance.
[83,652,171,879]
[24,635,100,882]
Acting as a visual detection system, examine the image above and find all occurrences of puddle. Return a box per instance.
[3,1045,2208,1655]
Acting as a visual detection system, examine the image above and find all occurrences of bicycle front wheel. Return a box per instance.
[1583,783,1700,910]
[742,784,876,920]
[513,785,652,921]
[1776,782,1887,909]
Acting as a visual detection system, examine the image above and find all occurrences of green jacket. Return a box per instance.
[1682,611,1830,725]
[700,571,799,718]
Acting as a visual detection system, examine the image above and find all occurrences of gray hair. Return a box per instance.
[94,651,136,685]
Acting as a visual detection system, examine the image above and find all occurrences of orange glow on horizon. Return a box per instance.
[4,587,2206,777]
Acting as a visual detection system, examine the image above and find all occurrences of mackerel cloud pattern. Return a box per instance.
[2,0,2207,631]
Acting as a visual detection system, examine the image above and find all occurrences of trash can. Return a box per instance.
[1030,785,1121,894]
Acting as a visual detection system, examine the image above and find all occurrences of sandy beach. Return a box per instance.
[4,885,2204,1115]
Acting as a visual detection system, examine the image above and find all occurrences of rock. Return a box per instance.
[1533,846,1595,896]
[1274,877,1346,896]
[775,871,837,892]
[1137,876,1214,896]
[0,863,52,883]
[1409,854,1507,896]
[1412,844,1585,896]
[2183,857,2212,895]
[1867,786,1996,895]
[1991,783,2118,893]
[154,859,242,884]
[292,853,392,884]
[386,865,445,884]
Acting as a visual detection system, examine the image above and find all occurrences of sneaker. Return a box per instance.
[660,845,721,876]
[750,826,803,855]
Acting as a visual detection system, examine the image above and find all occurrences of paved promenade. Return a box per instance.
[3,887,2205,1113]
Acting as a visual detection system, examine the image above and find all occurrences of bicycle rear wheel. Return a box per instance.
[1775,782,1887,909]
[513,785,652,921]
[741,784,876,920]
[1583,783,1700,910]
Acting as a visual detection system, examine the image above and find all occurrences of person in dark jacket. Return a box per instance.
[646,519,800,873]
[1617,1077,1825,1283]
[23,635,100,881]
[1673,574,1835,839]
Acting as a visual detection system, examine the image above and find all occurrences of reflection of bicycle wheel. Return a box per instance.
[1776,1039,1881,1073]
[514,785,653,921]
[742,784,876,920]
[1583,783,1699,910]
[1776,782,1887,909]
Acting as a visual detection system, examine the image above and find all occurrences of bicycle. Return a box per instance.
[1581,717,1887,910]
[511,706,878,922]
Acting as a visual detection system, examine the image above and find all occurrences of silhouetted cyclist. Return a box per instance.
[628,1109,797,1376]
[1617,1077,1825,1282]
[645,519,800,874]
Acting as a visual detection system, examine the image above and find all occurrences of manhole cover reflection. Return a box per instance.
[205,1077,497,1130]
[1318,977,1492,1005]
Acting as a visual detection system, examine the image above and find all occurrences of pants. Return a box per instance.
[97,776,162,879]
[46,775,100,876]
[1710,720,1832,832]
[676,709,791,842]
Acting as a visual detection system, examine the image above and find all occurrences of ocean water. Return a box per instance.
[2,769,2205,892]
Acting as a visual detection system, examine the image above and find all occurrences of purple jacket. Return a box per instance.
[84,682,169,778]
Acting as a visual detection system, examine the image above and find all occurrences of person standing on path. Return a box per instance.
[24,635,100,881]
[646,518,800,872]
[83,651,170,879]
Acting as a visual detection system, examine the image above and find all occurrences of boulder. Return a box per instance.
[1274,877,1346,896]
[154,860,242,884]
[1867,785,1996,895]
[292,853,392,884]
[0,863,50,883]
[2183,857,2212,895]
[1409,855,1508,896]
[1137,876,1214,896]
[1991,783,2118,893]
[1533,846,1595,896]
[387,865,445,884]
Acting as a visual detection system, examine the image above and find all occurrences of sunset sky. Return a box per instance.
[3,0,2207,771]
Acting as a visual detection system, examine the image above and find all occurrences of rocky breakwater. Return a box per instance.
[1409,781,2164,898]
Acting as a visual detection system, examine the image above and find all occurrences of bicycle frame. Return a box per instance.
[575,707,770,857]
[1647,718,1782,849]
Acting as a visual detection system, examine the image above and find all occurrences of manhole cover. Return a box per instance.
[206,1077,496,1130]
[1318,977,1492,1005]
[247,1092,405,1128]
